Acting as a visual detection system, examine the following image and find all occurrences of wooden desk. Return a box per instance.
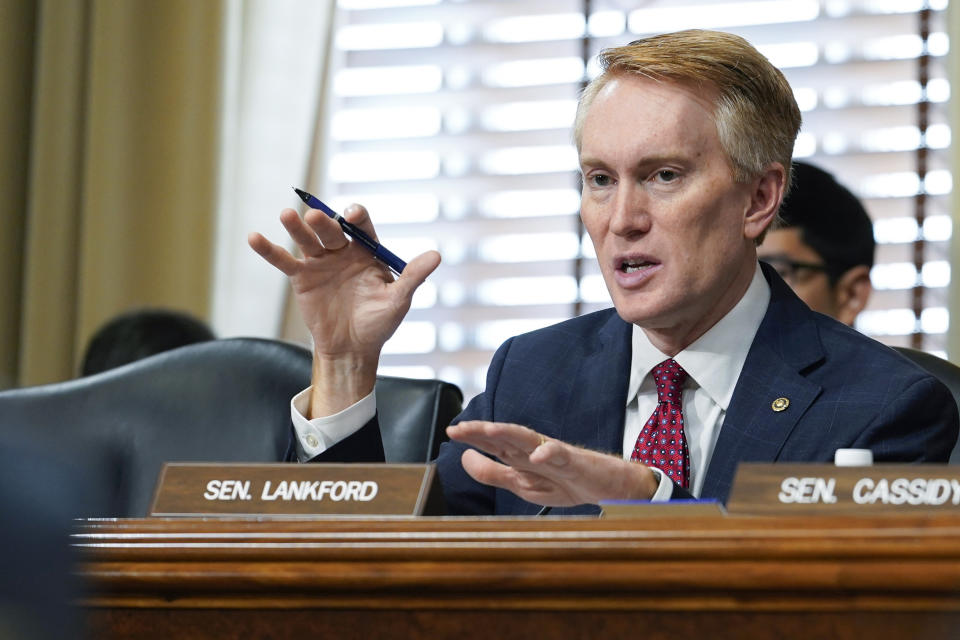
[76,513,960,639]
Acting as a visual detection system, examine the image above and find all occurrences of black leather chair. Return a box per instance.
[0,338,463,516]
[893,346,960,463]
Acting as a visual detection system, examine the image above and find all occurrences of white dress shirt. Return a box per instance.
[631,264,770,499]
[290,263,771,501]
[291,387,376,461]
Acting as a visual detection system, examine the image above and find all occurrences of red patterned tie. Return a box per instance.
[631,358,690,488]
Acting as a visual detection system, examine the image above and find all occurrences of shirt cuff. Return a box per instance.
[648,467,675,502]
[290,387,376,462]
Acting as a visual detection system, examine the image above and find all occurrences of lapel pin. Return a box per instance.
[771,397,790,412]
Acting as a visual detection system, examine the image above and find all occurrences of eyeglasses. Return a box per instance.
[761,257,829,284]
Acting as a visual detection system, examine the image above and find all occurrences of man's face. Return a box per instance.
[758,227,837,317]
[579,75,769,351]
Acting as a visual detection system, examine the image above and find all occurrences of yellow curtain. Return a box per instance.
[0,0,225,387]
[0,0,35,388]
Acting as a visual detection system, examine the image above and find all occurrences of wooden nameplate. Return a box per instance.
[149,462,445,517]
[726,463,960,514]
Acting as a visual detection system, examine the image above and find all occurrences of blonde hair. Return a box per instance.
[574,30,802,192]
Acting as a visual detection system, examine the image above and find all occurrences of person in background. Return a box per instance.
[758,161,875,327]
[80,309,215,376]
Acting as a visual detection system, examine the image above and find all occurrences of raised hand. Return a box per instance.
[249,203,440,415]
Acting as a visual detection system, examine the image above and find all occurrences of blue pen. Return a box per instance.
[293,187,406,275]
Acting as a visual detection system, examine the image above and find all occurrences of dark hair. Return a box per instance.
[775,161,875,282]
[80,309,215,376]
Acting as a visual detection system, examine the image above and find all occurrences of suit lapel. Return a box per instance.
[556,265,828,500]
[559,311,632,455]
[700,263,825,501]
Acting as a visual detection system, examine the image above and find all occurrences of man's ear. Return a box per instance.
[744,163,786,241]
[833,265,872,327]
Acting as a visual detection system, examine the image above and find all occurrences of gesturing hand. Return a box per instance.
[447,421,660,508]
[248,203,440,414]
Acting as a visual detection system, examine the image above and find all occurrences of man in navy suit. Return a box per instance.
[249,30,958,515]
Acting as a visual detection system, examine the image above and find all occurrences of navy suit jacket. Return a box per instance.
[313,263,959,516]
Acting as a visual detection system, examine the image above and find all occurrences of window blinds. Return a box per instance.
[321,0,951,400]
